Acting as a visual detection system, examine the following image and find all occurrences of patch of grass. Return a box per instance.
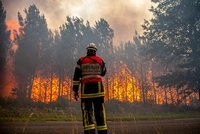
[1,100,200,122]
[107,111,200,121]
[1,106,200,122]
[0,107,82,122]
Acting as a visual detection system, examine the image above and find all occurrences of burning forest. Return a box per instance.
[1,1,200,133]
[0,1,200,106]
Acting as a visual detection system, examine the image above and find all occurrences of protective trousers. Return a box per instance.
[81,97,107,134]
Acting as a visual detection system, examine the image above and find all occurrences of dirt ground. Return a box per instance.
[0,118,200,134]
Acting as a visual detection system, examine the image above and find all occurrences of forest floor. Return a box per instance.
[0,118,200,134]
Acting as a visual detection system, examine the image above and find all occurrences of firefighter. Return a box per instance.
[72,43,107,134]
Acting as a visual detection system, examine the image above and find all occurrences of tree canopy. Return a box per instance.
[0,1,10,91]
[142,0,200,100]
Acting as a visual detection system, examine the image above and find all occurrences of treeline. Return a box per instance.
[0,0,199,105]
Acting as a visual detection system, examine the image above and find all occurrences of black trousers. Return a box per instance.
[81,97,107,134]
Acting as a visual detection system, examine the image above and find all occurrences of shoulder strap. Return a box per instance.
[86,56,102,67]
[80,56,102,67]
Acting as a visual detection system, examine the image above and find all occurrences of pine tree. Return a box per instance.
[142,0,200,102]
[94,18,114,100]
[14,4,49,100]
[0,1,10,92]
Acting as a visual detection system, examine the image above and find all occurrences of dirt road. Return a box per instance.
[0,118,200,134]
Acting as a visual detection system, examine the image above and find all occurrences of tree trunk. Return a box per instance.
[169,87,174,104]
[140,65,146,102]
[132,76,135,102]
[28,74,35,100]
[140,63,146,103]
[183,90,187,105]
[39,78,42,101]
[44,82,47,103]
[106,74,109,101]
[141,79,145,103]
[153,82,157,104]
[176,89,180,104]
[117,72,120,100]
[125,75,128,101]
[112,78,114,99]
[50,72,53,102]
[61,76,64,96]
[164,88,168,104]
[136,80,139,101]
[58,71,61,97]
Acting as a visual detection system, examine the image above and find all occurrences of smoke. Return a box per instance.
[1,0,153,97]
[96,0,153,45]
[2,0,153,45]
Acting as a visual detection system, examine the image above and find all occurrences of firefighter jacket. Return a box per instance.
[73,55,106,98]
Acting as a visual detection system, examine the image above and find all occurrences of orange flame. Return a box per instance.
[105,63,141,102]
[31,75,72,103]
[6,19,19,41]
[0,20,19,97]
[4,21,197,104]
[30,63,142,103]
[30,63,198,104]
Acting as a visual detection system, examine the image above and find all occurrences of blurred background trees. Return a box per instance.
[0,1,10,92]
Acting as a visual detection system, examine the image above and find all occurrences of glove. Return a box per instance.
[73,91,79,101]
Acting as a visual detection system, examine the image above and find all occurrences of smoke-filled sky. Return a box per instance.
[2,0,153,45]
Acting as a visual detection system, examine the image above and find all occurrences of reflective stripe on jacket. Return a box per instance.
[81,82,104,98]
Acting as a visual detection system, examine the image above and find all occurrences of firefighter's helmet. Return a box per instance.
[86,43,97,51]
